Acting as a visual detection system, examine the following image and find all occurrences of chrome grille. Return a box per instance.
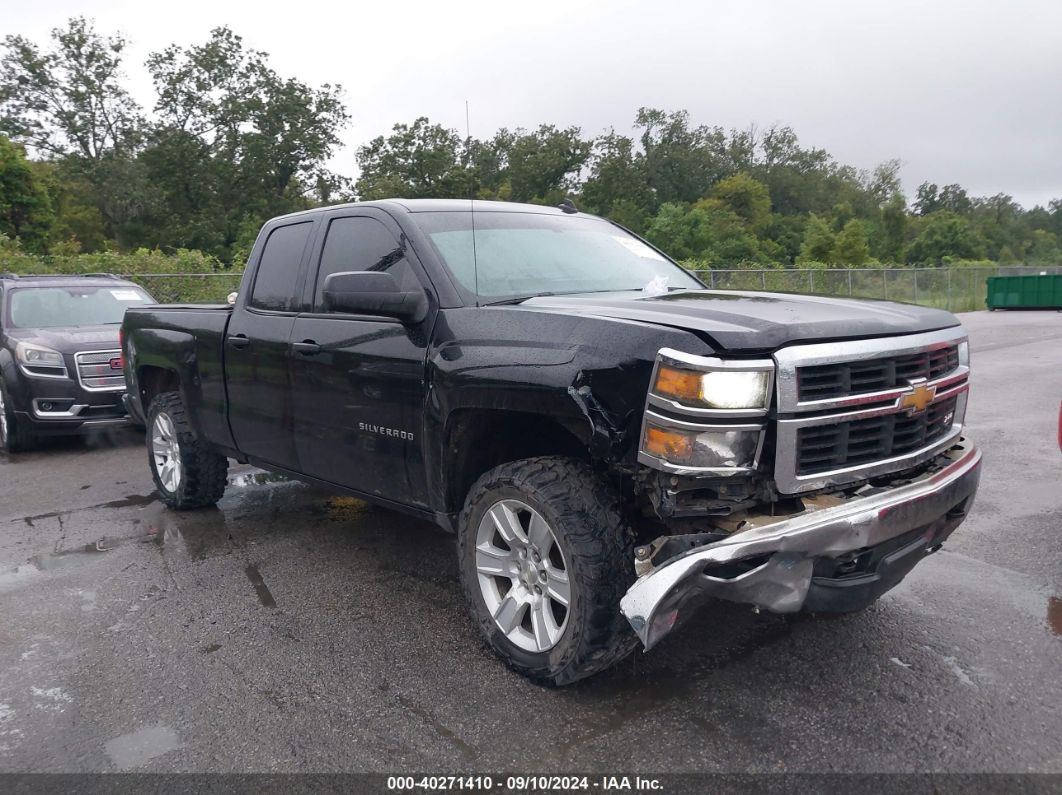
[796,395,958,475]
[773,328,969,494]
[75,350,125,391]
[798,346,960,402]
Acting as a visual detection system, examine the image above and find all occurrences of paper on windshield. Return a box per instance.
[612,235,666,261]
[110,290,143,301]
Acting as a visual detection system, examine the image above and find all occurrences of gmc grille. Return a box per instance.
[75,350,125,391]
[797,345,960,402]
[795,395,958,476]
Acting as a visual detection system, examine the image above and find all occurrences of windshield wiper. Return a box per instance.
[482,292,558,306]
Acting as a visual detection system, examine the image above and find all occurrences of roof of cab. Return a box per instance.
[265,198,586,225]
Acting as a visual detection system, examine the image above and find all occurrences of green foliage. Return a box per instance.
[798,215,836,263]
[710,173,771,232]
[833,219,870,266]
[906,211,986,264]
[0,135,54,251]
[0,247,238,302]
[356,117,472,201]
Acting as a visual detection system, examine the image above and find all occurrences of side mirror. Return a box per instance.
[322,271,427,323]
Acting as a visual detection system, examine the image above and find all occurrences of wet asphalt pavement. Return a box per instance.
[0,310,1059,775]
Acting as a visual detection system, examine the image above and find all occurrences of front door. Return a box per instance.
[226,219,314,469]
[289,212,433,506]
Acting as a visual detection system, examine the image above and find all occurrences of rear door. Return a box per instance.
[289,209,434,506]
[226,219,315,469]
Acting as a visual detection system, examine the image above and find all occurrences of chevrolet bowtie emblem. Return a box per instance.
[898,381,936,414]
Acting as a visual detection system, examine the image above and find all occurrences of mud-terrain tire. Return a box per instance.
[457,456,638,686]
[0,379,34,453]
[147,391,228,510]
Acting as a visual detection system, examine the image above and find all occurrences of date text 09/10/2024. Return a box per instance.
[386,775,663,791]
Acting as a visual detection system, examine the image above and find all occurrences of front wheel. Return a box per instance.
[147,392,228,510]
[0,380,34,453]
[457,456,638,686]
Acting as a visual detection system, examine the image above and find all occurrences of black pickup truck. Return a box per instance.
[122,199,981,685]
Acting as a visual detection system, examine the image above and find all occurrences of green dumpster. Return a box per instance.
[986,274,1062,309]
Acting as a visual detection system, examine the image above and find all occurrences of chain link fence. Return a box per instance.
[123,272,244,304]
[126,266,1062,312]
[687,265,1062,312]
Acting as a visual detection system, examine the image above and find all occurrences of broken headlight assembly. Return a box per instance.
[639,348,773,474]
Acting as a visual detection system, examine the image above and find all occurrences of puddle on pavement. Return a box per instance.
[229,471,291,488]
[154,521,230,562]
[100,493,159,509]
[104,725,182,770]
[1049,597,1062,636]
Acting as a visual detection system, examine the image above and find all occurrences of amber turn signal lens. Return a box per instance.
[644,426,693,462]
[654,366,703,402]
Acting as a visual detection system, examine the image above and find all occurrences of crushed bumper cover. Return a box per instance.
[620,443,982,649]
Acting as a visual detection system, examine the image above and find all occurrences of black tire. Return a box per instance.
[146,391,228,510]
[0,380,34,453]
[457,456,638,686]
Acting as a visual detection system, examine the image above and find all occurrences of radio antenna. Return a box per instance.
[466,99,480,306]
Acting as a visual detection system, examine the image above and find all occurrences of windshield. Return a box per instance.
[413,210,702,302]
[6,285,155,329]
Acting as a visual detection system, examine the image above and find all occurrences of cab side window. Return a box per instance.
[249,221,313,311]
[314,216,420,312]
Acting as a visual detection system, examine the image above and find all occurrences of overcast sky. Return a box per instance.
[6,0,1061,208]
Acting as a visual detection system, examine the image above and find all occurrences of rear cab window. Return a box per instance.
[250,222,314,312]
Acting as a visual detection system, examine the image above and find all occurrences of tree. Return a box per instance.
[486,125,591,204]
[878,193,907,262]
[798,214,836,263]
[906,211,985,264]
[0,17,142,161]
[356,117,472,200]
[579,130,652,218]
[710,172,771,232]
[832,219,870,266]
[0,135,54,250]
[635,108,729,205]
[914,182,972,216]
[145,27,349,258]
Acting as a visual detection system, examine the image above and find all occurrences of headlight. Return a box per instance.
[16,342,68,377]
[642,418,762,470]
[655,365,771,410]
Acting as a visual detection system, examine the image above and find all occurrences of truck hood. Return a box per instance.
[5,325,121,354]
[520,290,961,352]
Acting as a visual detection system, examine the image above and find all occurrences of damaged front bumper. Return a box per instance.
[620,442,982,649]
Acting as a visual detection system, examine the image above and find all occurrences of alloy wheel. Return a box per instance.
[151,412,182,493]
[475,498,571,653]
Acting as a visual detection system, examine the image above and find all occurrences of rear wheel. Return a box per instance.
[0,381,34,453]
[457,456,638,686]
[147,391,228,509]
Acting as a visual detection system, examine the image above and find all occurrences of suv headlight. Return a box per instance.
[16,341,69,378]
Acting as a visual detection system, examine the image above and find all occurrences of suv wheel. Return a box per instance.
[147,391,228,509]
[457,456,638,686]
[0,381,34,453]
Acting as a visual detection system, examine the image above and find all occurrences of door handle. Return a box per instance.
[292,340,322,355]
[227,334,250,350]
